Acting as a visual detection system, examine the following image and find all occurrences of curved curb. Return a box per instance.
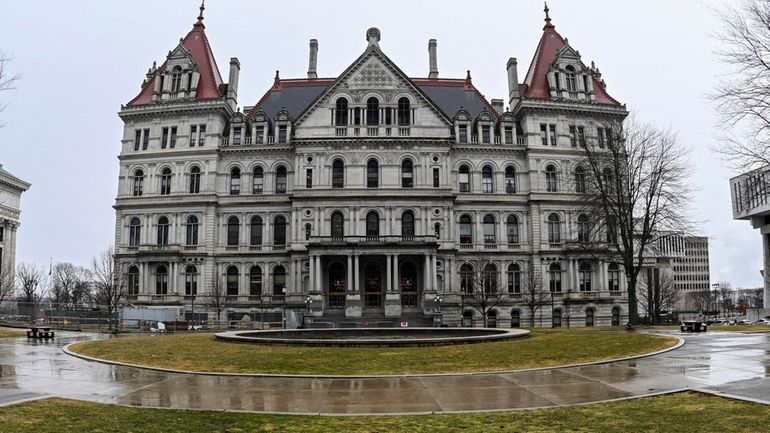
[63,333,684,379]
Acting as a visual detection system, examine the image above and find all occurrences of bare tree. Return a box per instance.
[0,262,15,306]
[50,263,91,306]
[206,275,229,323]
[712,0,770,170]
[461,260,506,328]
[577,119,692,325]
[638,270,681,324]
[518,265,550,327]
[688,289,719,314]
[0,51,21,128]
[15,262,45,303]
[91,249,125,331]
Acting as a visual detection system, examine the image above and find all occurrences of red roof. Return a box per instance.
[127,20,224,106]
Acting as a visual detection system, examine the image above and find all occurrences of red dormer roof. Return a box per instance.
[127,10,224,106]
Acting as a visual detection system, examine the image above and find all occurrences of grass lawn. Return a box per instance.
[709,325,770,333]
[1,392,768,433]
[68,329,677,375]
[0,330,26,338]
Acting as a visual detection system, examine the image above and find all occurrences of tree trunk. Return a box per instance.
[627,273,639,325]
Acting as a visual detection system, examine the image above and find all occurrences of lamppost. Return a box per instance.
[190,292,196,330]
[282,287,287,329]
[434,293,443,327]
[305,295,312,313]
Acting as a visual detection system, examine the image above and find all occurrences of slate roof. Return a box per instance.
[249,78,334,120]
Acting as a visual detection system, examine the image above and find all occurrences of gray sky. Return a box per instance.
[0,0,762,288]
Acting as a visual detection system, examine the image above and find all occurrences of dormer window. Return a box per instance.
[565,65,577,93]
[458,125,468,143]
[366,97,379,125]
[481,125,491,144]
[171,66,182,93]
[335,98,348,126]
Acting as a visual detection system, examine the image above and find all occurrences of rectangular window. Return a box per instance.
[540,124,548,145]
[597,128,605,148]
[161,127,169,149]
[190,125,197,147]
[433,168,440,188]
[134,130,142,151]
[306,169,313,189]
[255,126,264,144]
[354,108,361,125]
[385,108,392,125]
[578,126,586,147]
[481,125,491,144]
[169,127,177,148]
[569,125,577,147]
[549,124,557,146]
[0,227,3,242]
[233,127,242,145]
[278,126,287,144]
[198,124,206,146]
[142,129,149,150]
[504,126,513,144]
[458,125,468,143]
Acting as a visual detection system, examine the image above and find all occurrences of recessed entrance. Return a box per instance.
[364,262,382,308]
[328,261,346,309]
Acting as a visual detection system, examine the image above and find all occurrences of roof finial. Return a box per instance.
[543,2,555,30]
[196,0,205,26]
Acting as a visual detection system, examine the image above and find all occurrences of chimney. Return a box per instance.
[227,57,241,110]
[307,39,318,79]
[428,39,438,78]
[491,99,504,114]
[506,57,520,107]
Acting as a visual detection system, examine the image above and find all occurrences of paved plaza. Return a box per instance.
[0,330,768,414]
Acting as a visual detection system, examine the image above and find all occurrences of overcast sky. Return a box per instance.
[0,0,762,288]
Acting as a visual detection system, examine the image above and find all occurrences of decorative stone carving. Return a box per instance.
[348,63,394,88]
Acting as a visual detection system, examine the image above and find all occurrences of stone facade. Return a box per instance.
[0,164,30,279]
[114,5,630,327]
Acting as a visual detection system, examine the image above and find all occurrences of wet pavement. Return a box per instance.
[1,329,769,414]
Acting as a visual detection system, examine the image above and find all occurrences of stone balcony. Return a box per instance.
[308,235,437,248]
[731,166,770,220]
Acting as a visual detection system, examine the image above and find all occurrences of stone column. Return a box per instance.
[354,255,360,293]
[308,255,315,292]
[386,254,392,292]
[432,255,438,293]
[315,256,322,292]
[424,255,431,291]
[347,255,353,292]
[393,254,399,291]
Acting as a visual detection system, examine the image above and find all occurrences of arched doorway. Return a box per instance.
[328,262,346,309]
[400,261,419,307]
[364,262,382,308]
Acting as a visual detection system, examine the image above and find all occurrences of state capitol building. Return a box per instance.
[115,3,630,328]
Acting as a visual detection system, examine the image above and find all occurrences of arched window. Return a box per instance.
[275,166,287,194]
[547,213,561,243]
[226,266,239,296]
[401,159,414,188]
[226,216,239,246]
[171,66,182,92]
[458,165,470,192]
[483,214,496,244]
[579,262,592,292]
[185,265,198,296]
[249,266,262,296]
[332,159,344,188]
[127,266,140,295]
[160,168,172,195]
[366,211,379,238]
[482,166,494,193]
[155,265,168,295]
[511,309,521,328]
[397,97,410,126]
[574,166,586,193]
[335,97,349,126]
[305,223,312,241]
[156,217,169,245]
[549,262,562,292]
[250,216,263,246]
[133,169,144,196]
[366,97,379,125]
[565,65,577,93]
[401,211,415,239]
[274,216,287,245]
[459,215,473,244]
[185,215,199,246]
[552,308,563,328]
[505,166,516,193]
[189,166,201,194]
[273,265,286,296]
[611,307,621,326]
[577,214,591,243]
[608,263,620,292]
[585,308,595,327]
[331,211,344,239]
[460,264,474,294]
[545,165,558,192]
[367,159,379,188]
[229,168,241,195]
[483,263,497,293]
[253,167,264,194]
[506,214,519,244]
[507,263,521,294]
[129,217,141,247]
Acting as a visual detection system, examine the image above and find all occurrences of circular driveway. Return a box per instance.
[0,330,769,414]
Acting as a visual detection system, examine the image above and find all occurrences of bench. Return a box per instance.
[680,321,707,333]
[27,327,55,339]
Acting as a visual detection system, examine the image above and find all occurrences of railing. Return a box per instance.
[398,127,410,137]
[516,136,525,145]
[335,127,347,137]
[731,166,770,219]
[309,235,438,245]
[494,136,502,144]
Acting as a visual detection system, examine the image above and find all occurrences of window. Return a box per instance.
[189,125,197,146]
[549,124,556,146]
[226,266,239,296]
[253,167,264,194]
[549,263,562,292]
[306,168,313,189]
[460,264,474,294]
[305,223,311,240]
[483,214,496,244]
[233,127,242,145]
[366,97,379,125]
[603,167,614,192]
[331,211,344,239]
[458,165,470,192]
[547,213,561,243]
[577,214,591,243]
[273,265,286,296]
[227,216,239,246]
[335,98,349,126]
[481,125,491,143]
[142,128,149,150]
[133,129,150,151]
[155,265,168,295]
[255,126,264,144]
[606,217,617,243]
[505,167,516,193]
[250,216,263,246]
[553,309,562,328]
[332,159,344,188]
[401,159,414,188]
[458,124,468,143]
[161,127,177,148]
[434,222,441,239]
[171,67,182,92]
[608,263,620,292]
[507,264,521,294]
[250,267,263,296]
[401,211,415,239]
[198,124,206,146]
[185,216,199,246]
[127,266,139,295]
[545,165,558,192]
[482,166,493,193]
[156,217,169,245]
[397,97,410,126]
[578,126,586,146]
[579,263,592,291]
[366,212,379,238]
[230,168,241,195]
[511,309,521,328]
[185,265,198,296]
[367,159,379,188]
[275,167,287,194]
[274,216,287,245]
[278,126,287,144]
[612,307,621,326]
[540,123,557,145]
[385,107,392,125]
[565,65,577,92]
[504,126,513,144]
[433,168,440,188]
[128,217,141,247]
[597,127,606,148]
[575,166,586,193]
[569,125,577,147]
[189,166,201,193]
[353,107,361,125]
[159,168,172,195]
[459,215,473,244]
[540,124,548,146]
[586,308,595,327]
[483,263,497,293]
[507,214,519,244]
[132,170,144,196]
[134,129,142,151]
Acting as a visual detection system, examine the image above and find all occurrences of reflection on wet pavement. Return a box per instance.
[0,330,768,414]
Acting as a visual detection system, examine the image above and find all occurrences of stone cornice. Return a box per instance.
[118,99,232,120]
[514,98,628,118]
[0,172,30,192]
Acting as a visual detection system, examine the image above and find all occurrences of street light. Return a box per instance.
[305,295,313,313]
[282,287,287,329]
[434,293,443,327]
